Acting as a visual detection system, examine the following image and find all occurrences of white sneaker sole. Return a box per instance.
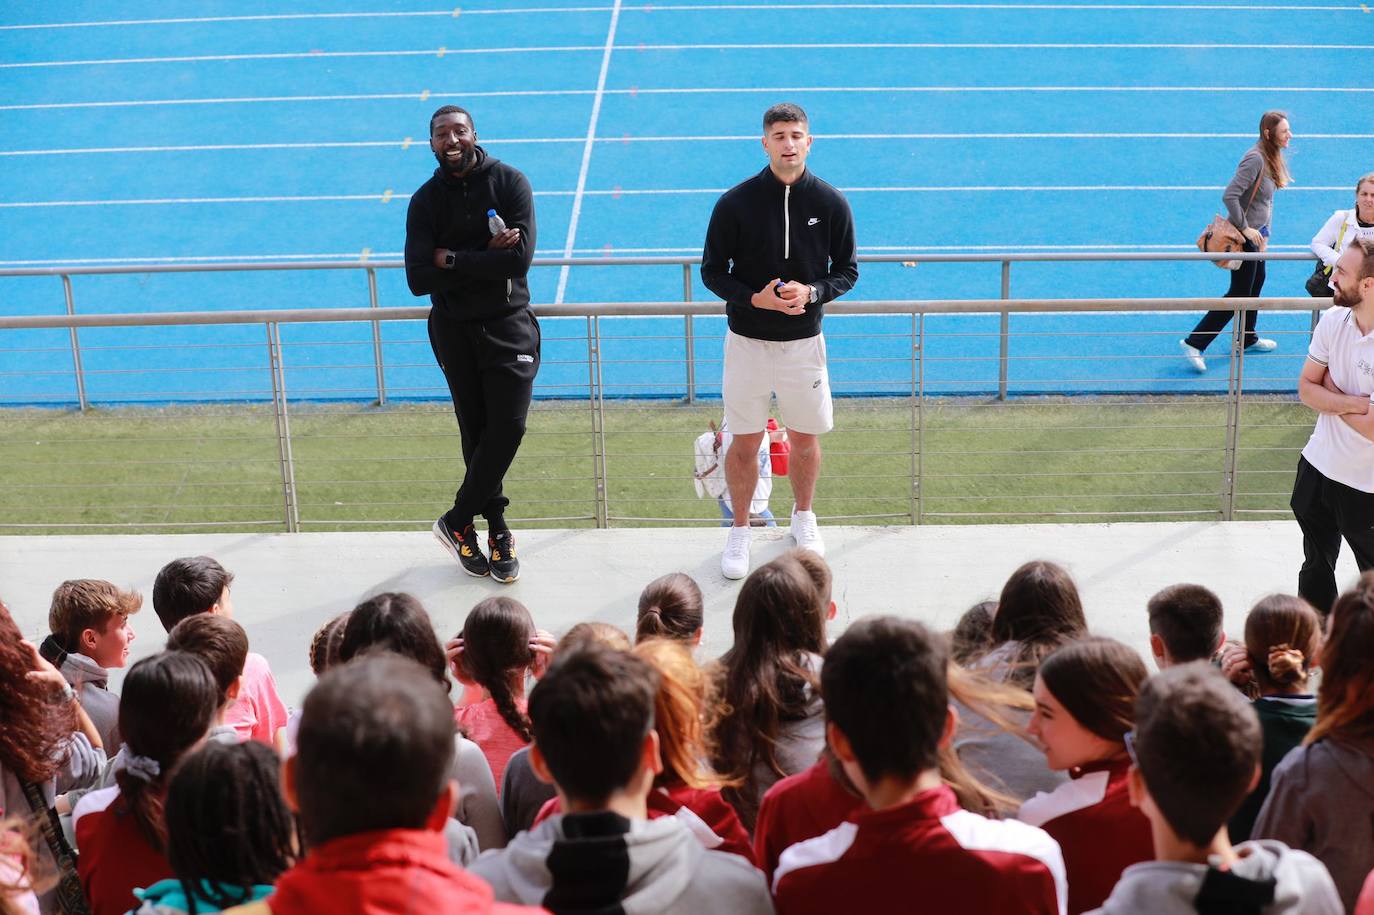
[432,520,490,578]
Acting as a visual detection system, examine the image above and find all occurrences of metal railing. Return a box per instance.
[0,250,1317,409]
[0,294,1327,532]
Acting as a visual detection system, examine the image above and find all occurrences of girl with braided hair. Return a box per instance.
[1228,594,1321,843]
[131,741,294,914]
[449,597,554,794]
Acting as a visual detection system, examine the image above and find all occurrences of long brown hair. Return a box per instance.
[0,599,76,784]
[945,665,1033,815]
[1244,594,1320,696]
[1038,637,1148,745]
[457,597,535,743]
[1307,571,1374,746]
[1258,110,1292,189]
[711,554,827,825]
[634,639,736,791]
[989,561,1088,688]
[115,651,220,852]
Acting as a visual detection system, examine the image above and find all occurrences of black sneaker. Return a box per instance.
[432,517,489,578]
[488,531,520,583]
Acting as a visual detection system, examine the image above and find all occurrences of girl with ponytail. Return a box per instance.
[73,651,218,915]
[635,573,704,646]
[450,597,553,792]
[1254,571,1374,910]
[1227,594,1320,842]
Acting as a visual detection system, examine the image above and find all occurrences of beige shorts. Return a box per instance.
[722,330,833,435]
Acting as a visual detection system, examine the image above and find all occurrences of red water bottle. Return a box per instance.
[767,418,790,476]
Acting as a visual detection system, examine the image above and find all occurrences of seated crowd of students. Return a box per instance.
[2,551,1374,914]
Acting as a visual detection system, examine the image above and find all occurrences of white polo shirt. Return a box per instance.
[1303,306,1374,492]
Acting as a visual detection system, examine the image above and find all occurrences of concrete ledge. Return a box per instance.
[1,521,1352,706]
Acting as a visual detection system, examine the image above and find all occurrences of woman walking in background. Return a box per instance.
[1182,111,1292,372]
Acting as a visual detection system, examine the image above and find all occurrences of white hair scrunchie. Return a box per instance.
[123,754,161,783]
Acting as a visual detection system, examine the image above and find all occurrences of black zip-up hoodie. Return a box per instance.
[701,165,858,341]
[405,147,536,321]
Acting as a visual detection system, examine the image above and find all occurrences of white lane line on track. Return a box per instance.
[5,41,1367,68]
[0,46,603,69]
[6,85,1370,111]
[4,132,1371,156]
[0,186,1349,209]
[0,243,1314,267]
[555,0,622,304]
[0,3,1359,29]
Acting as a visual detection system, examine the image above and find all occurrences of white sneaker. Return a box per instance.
[1246,337,1278,352]
[721,526,752,580]
[790,508,825,557]
[1179,340,1206,374]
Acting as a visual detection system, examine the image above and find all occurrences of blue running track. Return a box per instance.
[0,1,1368,404]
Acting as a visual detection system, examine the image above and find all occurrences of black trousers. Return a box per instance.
[427,307,541,526]
[1184,241,1265,352]
[1290,456,1374,616]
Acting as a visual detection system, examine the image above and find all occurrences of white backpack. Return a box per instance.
[693,423,728,500]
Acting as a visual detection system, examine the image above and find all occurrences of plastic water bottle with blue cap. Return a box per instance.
[487,209,507,236]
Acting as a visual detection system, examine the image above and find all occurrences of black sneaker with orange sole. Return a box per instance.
[488,530,520,583]
[433,517,490,578]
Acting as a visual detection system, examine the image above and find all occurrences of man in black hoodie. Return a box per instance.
[702,102,858,581]
[406,105,538,584]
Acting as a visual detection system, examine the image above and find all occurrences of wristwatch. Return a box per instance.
[808,284,819,304]
[443,251,457,269]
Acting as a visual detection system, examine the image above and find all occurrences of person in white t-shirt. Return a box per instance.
[1310,173,1374,284]
[1293,237,1374,614]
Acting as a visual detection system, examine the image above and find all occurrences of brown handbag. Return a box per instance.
[1196,172,1265,270]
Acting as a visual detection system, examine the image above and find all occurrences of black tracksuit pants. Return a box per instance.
[1290,455,1374,616]
[1185,241,1265,352]
[428,307,541,528]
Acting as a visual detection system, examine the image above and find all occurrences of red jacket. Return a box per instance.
[773,784,1066,915]
[74,789,173,915]
[1016,757,1153,915]
[266,829,540,915]
[754,758,865,884]
[532,785,756,864]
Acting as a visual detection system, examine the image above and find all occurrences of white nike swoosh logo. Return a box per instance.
[808,218,820,226]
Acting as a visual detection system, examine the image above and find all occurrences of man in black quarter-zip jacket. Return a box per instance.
[702,102,858,581]
[406,105,538,584]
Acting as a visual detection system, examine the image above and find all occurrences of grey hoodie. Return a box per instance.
[1086,840,1341,915]
[40,635,121,753]
[1253,736,1374,912]
[469,810,773,915]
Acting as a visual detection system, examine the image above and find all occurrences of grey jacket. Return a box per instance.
[1225,145,1276,233]
[454,733,505,851]
[1086,840,1341,915]
[1253,736,1374,912]
[501,746,556,841]
[2,734,104,915]
[470,811,772,915]
[41,636,121,754]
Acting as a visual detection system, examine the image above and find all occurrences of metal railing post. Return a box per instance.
[910,311,922,525]
[61,275,89,411]
[266,322,301,532]
[682,264,696,404]
[586,316,608,528]
[1220,307,1246,522]
[998,261,1011,401]
[366,267,386,405]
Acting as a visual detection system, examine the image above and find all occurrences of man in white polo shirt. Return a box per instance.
[1293,238,1374,614]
